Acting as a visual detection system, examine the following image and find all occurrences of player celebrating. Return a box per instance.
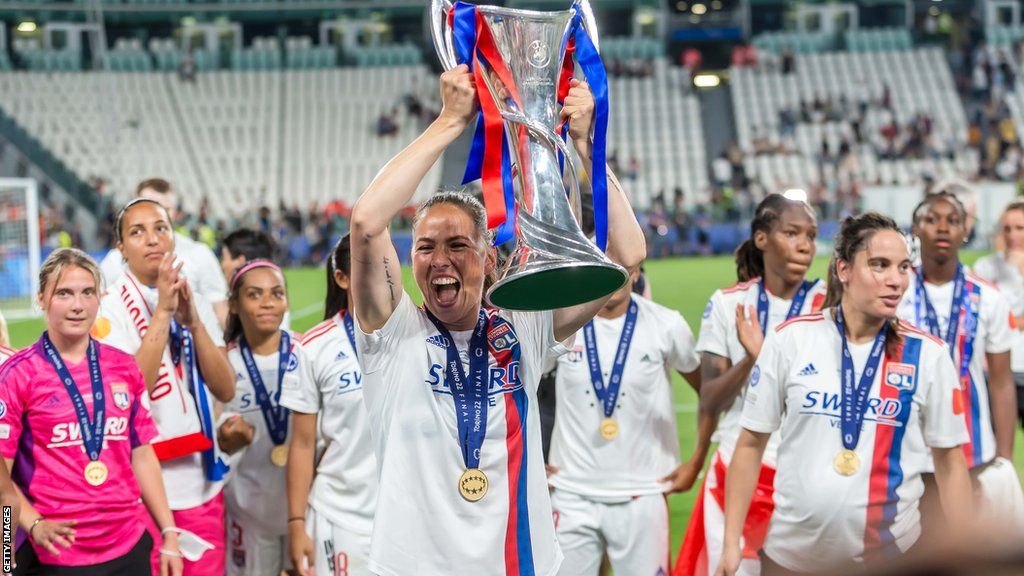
[99,179,229,325]
[348,67,645,575]
[1,248,182,575]
[897,192,1018,526]
[282,235,377,576]
[676,193,825,576]
[94,198,235,576]
[218,228,291,331]
[546,267,700,575]
[217,260,296,575]
[973,201,1024,424]
[717,212,972,576]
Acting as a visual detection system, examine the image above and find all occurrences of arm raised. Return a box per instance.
[351,66,478,332]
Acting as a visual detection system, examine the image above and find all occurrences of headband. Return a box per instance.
[230,259,283,291]
[114,198,170,244]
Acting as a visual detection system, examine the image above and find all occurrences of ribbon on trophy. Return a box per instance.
[450,1,611,251]
[554,10,611,251]
[450,2,520,245]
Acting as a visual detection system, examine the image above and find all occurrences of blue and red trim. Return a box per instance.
[863,336,920,561]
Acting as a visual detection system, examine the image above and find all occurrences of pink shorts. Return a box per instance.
[143,492,226,576]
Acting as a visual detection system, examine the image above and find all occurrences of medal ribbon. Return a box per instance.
[583,298,638,418]
[915,264,965,352]
[41,333,105,462]
[425,309,490,471]
[835,307,888,452]
[757,279,817,336]
[342,310,357,356]
[239,331,291,447]
[172,320,229,482]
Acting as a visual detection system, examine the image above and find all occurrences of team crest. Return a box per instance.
[286,352,299,372]
[111,383,130,410]
[488,320,518,352]
[702,301,713,319]
[884,363,916,390]
[0,399,6,419]
[232,548,246,567]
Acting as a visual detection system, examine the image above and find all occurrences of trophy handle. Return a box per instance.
[500,110,583,225]
[573,0,600,53]
[429,0,459,71]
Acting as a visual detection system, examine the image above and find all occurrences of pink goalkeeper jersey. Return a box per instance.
[0,338,159,566]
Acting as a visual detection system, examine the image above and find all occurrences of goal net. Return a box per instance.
[0,178,40,319]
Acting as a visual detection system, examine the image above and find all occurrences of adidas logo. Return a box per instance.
[426,335,448,349]
[642,353,655,363]
[334,350,348,361]
[798,363,818,376]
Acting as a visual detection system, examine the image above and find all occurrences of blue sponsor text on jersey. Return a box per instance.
[425,361,524,404]
[800,391,904,427]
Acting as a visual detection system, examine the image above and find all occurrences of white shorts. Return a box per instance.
[550,489,668,576]
[225,512,293,576]
[306,507,373,576]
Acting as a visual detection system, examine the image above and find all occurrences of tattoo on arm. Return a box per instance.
[383,257,396,303]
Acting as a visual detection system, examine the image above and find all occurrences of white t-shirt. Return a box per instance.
[897,268,1015,467]
[973,253,1024,373]
[222,336,296,536]
[696,278,827,466]
[357,293,564,576]
[100,232,228,304]
[547,296,699,501]
[741,311,968,572]
[278,312,377,535]
[95,271,226,510]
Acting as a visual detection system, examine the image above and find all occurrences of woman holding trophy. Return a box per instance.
[348,57,645,576]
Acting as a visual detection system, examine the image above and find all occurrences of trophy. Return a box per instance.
[430,0,628,311]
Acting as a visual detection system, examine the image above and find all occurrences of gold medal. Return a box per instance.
[599,417,619,440]
[84,461,108,486]
[270,445,289,468]
[458,468,488,502]
[833,449,860,476]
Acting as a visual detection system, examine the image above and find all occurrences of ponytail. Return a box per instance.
[734,239,764,282]
[325,234,352,320]
[734,193,811,281]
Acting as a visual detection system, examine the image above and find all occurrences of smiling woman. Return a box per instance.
[0,248,181,576]
[93,198,236,576]
[347,66,646,576]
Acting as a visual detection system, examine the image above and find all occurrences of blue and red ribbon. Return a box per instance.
[450,1,610,251]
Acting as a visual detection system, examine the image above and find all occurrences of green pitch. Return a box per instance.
[7,252,1023,563]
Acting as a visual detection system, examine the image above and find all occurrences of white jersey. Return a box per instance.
[94,270,226,510]
[356,293,564,576]
[100,232,228,304]
[547,296,699,501]
[973,253,1024,373]
[0,345,14,365]
[896,267,1015,467]
[741,311,968,572]
[278,312,377,535]
[222,335,297,536]
[696,278,827,466]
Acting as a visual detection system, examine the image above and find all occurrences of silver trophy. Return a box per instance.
[430,0,627,311]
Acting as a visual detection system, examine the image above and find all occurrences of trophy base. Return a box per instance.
[487,261,628,311]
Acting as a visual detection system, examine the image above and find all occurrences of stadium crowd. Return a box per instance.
[1,67,1024,576]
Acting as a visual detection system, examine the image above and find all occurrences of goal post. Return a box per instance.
[0,178,40,319]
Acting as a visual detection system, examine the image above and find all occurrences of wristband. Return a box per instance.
[28,518,44,542]
[159,548,184,558]
[287,517,305,524]
[161,527,180,536]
